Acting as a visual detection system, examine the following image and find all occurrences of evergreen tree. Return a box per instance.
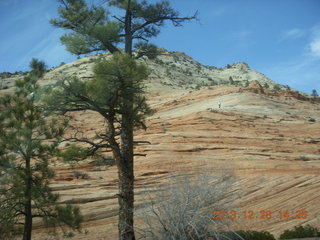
[50,1,196,239]
[0,59,82,240]
[229,76,234,85]
[311,89,318,98]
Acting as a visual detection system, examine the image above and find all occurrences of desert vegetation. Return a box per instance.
[0,59,82,240]
[139,174,234,239]
[1,1,320,239]
[279,224,320,239]
[48,0,196,239]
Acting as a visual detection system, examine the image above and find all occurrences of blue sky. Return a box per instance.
[0,0,320,94]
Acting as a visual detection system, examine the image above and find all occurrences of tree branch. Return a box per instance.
[132,13,197,34]
[112,15,125,24]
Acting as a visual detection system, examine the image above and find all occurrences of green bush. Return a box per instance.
[273,84,281,91]
[72,171,89,179]
[57,144,87,167]
[229,76,234,85]
[94,157,115,166]
[279,224,320,239]
[226,230,275,240]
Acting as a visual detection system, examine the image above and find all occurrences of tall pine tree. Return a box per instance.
[50,1,196,239]
[0,59,82,240]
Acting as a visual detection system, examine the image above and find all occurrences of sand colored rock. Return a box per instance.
[248,80,265,94]
[1,52,320,239]
[26,84,320,239]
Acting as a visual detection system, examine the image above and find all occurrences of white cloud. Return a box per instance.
[310,37,320,57]
[309,26,320,57]
[281,28,305,41]
[263,57,320,94]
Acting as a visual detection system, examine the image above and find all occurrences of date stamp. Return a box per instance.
[211,210,308,220]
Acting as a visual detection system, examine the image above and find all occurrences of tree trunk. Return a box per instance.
[118,99,135,240]
[125,0,133,57]
[22,158,32,240]
[117,1,135,239]
[118,154,135,240]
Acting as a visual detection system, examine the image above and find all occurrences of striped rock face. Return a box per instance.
[1,52,319,239]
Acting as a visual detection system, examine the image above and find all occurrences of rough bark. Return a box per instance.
[22,158,32,240]
[118,150,135,240]
[117,1,136,239]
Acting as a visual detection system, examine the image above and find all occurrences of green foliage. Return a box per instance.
[51,1,195,238]
[43,204,83,232]
[273,84,281,91]
[155,58,165,65]
[263,82,269,89]
[0,60,82,239]
[47,53,154,130]
[60,32,108,56]
[279,224,320,239]
[184,68,193,76]
[229,76,234,85]
[226,230,276,240]
[57,144,87,167]
[51,0,120,54]
[51,0,195,57]
[311,89,318,98]
[134,42,162,59]
[29,58,46,77]
[92,53,154,124]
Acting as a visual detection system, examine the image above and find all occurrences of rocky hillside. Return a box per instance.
[38,49,279,91]
[1,51,320,239]
[27,84,319,240]
[0,49,305,94]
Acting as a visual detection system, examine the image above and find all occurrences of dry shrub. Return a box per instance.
[138,173,240,240]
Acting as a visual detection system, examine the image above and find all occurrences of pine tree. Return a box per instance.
[229,76,234,85]
[0,59,82,240]
[311,89,318,98]
[50,1,196,239]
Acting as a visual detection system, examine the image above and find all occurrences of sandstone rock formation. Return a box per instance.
[1,52,319,239]
[248,80,265,94]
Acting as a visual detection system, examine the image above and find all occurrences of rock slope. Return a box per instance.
[39,50,279,91]
[1,52,319,239]
[29,84,320,239]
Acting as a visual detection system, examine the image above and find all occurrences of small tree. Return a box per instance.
[0,59,82,240]
[229,76,234,85]
[311,89,318,98]
[279,224,320,239]
[273,84,281,91]
[227,230,275,240]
